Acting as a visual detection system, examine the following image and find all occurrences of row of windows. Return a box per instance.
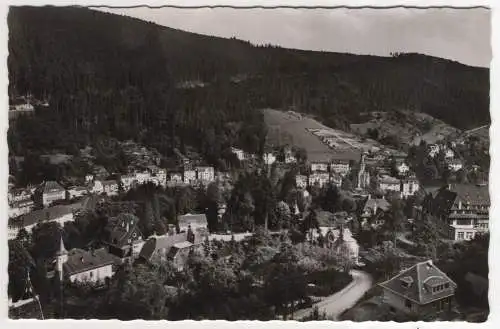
[432,283,450,293]
[456,231,474,240]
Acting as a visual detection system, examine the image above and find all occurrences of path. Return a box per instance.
[293,270,373,320]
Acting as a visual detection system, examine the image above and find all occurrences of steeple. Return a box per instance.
[56,234,68,281]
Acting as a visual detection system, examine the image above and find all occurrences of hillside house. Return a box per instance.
[102,180,119,196]
[169,172,183,184]
[401,177,420,198]
[120,174,137,191]
[359,196,390,228]
[231,147,246,161]
[310,162,329,173]
[309,172,330,188]
[325,227,360,265]
[296,175,308,189]
[8,188,32,205]
[139,228,206,264]
[178,213,209,233]
[9,200,34,218]
[183,170,197,185]
[447,159,463,172]
[426,184,489,241]
[379,260,457,316]
[34,181,66,207]
[378,175,401,193]
[168,241,199,271]
[263,152,277,165]
[105,213,144,259]
[66,186,89,200]
[395,161,410,176]
[330,160,351,176]
[428,144,440,158]
[196,166,215,182]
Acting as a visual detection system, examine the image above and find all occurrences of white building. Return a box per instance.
[309,172,330,188]
[55,238,117,285]
[196,166,215,182]
[396,162,410,176]
[448,159,464,172]
[378,175,401,193]
[231,147,246,161]
[263,153,277,165]
[330,160,350,176]
[183,170,197,185]
[296,175,308,189]
[310,162,329,173]
[102,180,119,196]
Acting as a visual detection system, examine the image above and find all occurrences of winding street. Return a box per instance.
[293,270,373,320]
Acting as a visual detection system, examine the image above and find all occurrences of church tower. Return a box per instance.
[357,152,367,189]
[56,235,68,282]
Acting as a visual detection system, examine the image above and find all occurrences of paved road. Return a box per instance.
[293,270,373,320]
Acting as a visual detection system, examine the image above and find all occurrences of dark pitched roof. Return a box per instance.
[379,260,457,305]
[38,181,65,194]
[362,198,390,214]
[450,184,490,205]
[63,248,118,276]
[9,203,78,228]
[107,213,143,247]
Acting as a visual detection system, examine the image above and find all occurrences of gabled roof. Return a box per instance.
[107,213,143,247]
[63,248,119,276]
[139,233,188,261]
[9,203,77,228]
[362,198,390,214]
[379,260,457,305]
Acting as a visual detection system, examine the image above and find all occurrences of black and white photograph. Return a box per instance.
[6,4,491,322]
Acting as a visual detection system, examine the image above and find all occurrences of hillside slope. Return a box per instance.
[8,6,490,156]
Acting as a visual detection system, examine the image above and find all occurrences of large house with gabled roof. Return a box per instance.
[426,183,489,241]
[379,260,457,316]
[105,213,144,259]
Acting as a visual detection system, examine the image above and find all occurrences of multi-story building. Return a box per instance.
[183,170,197,185]
[378,175,401,193]
[102,180,119,196]
[427,184,489,241]
[309,172,330,188]
[400,177,420,198]
[330,160,351,176]
[231,147,246,161]
[296,175,308,189]
[196,166,215,182]
[9,200,34,219]
[310,162,329,173]
[34,181,66,207]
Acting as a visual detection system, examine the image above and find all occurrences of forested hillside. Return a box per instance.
[8,6,490,162]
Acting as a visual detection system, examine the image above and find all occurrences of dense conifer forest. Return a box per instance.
[8,6,490,162]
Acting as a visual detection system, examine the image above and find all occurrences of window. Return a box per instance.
[457,232,465,240]
[466,232,474,240]
[89,271,93,278]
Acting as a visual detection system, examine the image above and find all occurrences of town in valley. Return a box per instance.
[7,6,490,322]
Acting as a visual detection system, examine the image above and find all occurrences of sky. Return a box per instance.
[95,7,491,68]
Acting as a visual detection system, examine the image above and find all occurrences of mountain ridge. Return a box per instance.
[8,6,490,159]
